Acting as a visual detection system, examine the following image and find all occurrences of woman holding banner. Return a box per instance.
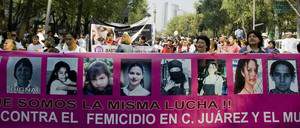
[84,61,113,95]
[121,63,150,96]
[239,30,265,53]
[234,59,263,94]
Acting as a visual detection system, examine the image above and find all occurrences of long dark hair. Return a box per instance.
[204,62,218,77]
[234,59,258,94]
[247,30,263,48]
[46,61,71,94]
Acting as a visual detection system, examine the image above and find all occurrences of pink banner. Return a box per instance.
[0,51,299,127]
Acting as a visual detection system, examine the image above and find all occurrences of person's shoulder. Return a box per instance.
[141,88,150,96]
[239,47,247,53]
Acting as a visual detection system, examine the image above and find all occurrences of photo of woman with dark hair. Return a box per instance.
[234,59,263,94]
[84,60,113,95]
[47,58,77,95]
[121,59,151,96]
[198,60,226,96]
[161,59,191,95]
[7,57,41,94]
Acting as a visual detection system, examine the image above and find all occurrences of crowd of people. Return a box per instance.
[0,29,299,54]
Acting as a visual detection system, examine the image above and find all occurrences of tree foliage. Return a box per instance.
[164,13,202,37]
[1,0,148,36]
[196,0,229,37]
[185,0,298,38]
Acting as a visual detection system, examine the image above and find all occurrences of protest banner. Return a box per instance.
[0,51,299,127]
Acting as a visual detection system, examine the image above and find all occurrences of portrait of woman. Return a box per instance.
[47,58,77,95]
[84,59,113,95]
[7,57,41,94]
[121,59,151,96]
[161,59,191,95]
[234,59,263,94]
[198,60,226,96]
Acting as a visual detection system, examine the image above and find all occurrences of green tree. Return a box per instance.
[128,0,148,24]
[196,0,229,37]
[164,13,202,37]
[2,0,148,36]
[221,0,273,33]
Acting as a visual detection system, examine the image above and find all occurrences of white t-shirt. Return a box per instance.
[15,41,25,50]
[281,38,299,53]
[60,45,86,53]
[27,43,44,52]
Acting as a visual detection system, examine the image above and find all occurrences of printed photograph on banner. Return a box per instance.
[161,59,191,95]
[83,58,113,95]
[6,57,41,94]
[91,24,116,47]
[46,58,78,95]
[268,60,298,94]
[198,59,227,96]
[120,59,151,96]
[233,59,263,94]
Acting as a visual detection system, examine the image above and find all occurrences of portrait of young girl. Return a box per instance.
[198,59,227,96]
[233,59,263,94]
[46,58,78,95]
[84,58,113,95]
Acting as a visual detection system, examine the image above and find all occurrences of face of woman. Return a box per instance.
[128,66,143,87]
[242,60,258,87]
[91,73,109,90]
[195,39,207,53]
[229,36,234,45]
[57,67,67,82]
[248,33,260,46]
[16,64,31,82]
[208,64,217,75]
[32,37,39,45]
[3,39,14,51]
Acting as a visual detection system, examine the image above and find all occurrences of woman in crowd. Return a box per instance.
[234,59,263,94]
[193,35,210,53]
[2,39,16,51]
[27,35,44,52]
[224,35,240,53]
[264,40,280,53]
[121,63,150,96]
[239,30,265,53]
[60,34,86,53]
[84,61,113,95]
